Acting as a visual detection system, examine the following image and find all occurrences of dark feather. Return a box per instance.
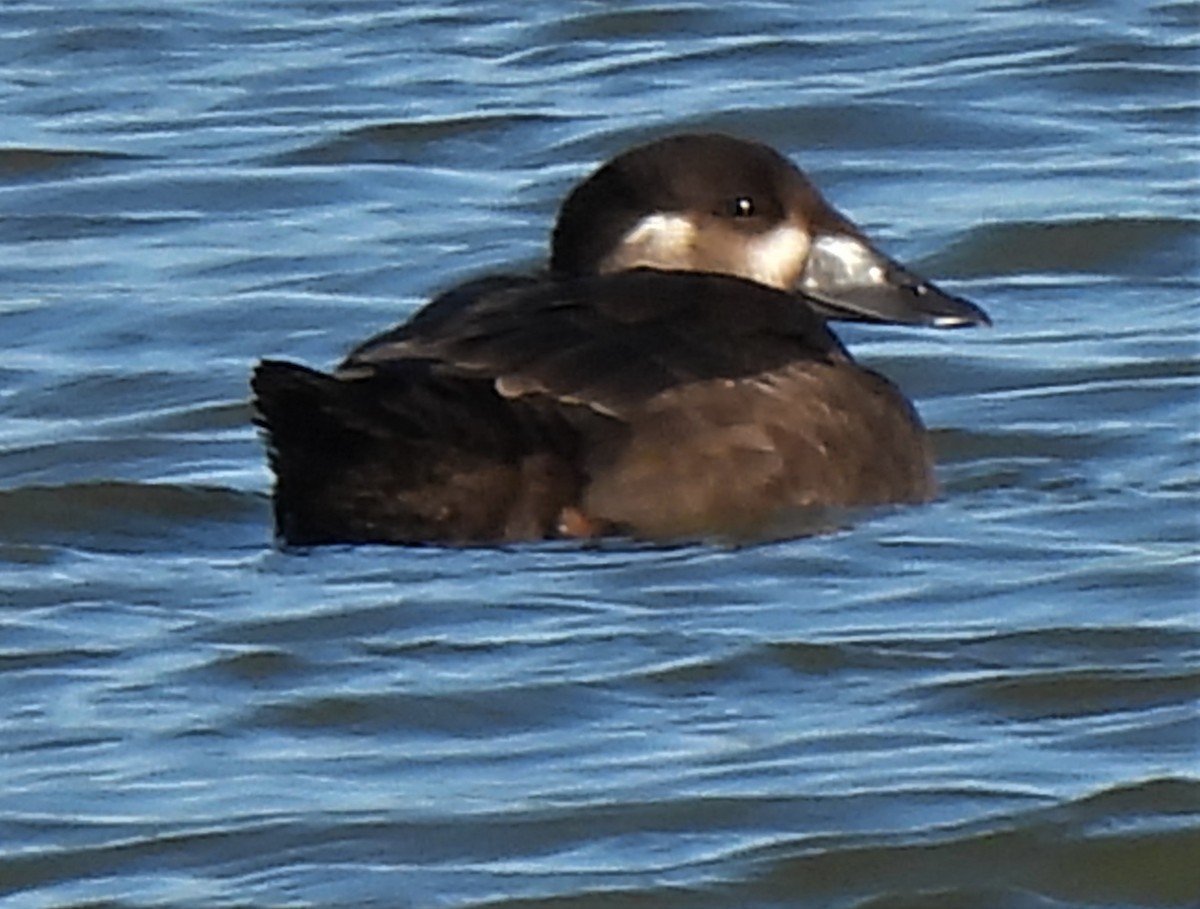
[345,269,847,418]
[251,270,922,545]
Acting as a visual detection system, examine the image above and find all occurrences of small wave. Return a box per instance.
[0,481,266,554]
[0,146,143,180]
[723,778,1200,909]
[928,216,1199,279]
[271,113,564,167]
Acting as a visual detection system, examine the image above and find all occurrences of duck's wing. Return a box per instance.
[341,269,848,419]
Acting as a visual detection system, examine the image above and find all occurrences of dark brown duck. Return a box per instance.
[252,134,989,545]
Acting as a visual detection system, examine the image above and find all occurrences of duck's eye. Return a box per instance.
[729,196,755,218]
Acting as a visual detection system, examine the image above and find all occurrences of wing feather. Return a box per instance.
[342,269,846,419]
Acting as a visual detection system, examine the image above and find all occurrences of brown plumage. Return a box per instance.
[252,135,988,545]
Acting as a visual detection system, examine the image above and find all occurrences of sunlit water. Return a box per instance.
[1,2,1197,907]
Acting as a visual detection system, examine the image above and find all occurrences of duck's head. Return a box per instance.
[550,133,989,328]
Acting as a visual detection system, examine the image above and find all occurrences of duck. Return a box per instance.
[252,133,989,546]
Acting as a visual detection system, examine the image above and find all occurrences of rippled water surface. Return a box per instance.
[2,2,1197,907]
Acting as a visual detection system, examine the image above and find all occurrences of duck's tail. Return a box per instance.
[250,359,580,546]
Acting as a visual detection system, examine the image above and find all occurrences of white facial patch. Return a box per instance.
[743,223,810,290]
[603,213,698,273]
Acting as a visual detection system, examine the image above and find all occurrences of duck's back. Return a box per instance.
[252,270,933,545]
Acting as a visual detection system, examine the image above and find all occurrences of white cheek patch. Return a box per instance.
[604,213,698,272]
[744,223,810,289]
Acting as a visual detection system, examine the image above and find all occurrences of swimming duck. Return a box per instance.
[252,133,989,545]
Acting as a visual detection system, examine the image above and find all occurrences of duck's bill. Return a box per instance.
[798,233,990,328]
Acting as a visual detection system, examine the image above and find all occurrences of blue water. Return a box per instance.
[1,2,1197,907]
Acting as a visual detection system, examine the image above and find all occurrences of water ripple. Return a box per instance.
[0,2,1195,908]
